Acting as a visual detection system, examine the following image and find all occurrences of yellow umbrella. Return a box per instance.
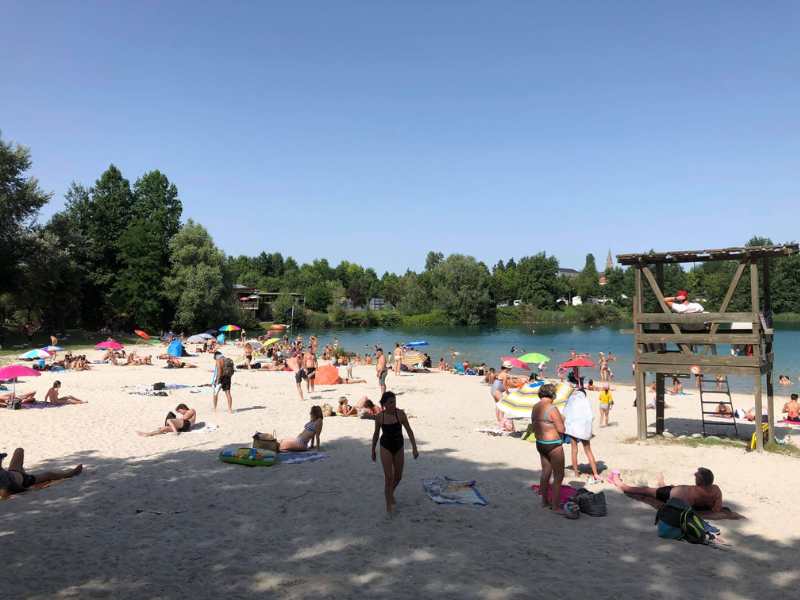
[496,381,572,418]
[402,350,425,366]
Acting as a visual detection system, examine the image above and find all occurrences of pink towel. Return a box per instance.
[531,483,577,504]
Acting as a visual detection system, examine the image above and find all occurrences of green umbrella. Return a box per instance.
[518,352,550,365]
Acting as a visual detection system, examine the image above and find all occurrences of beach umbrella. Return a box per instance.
[247,341,263,351]
[205,329,218,335]
[18,349,51,360]
[559,356,595,369]
[501,356,529,370]
[42,345,64,353]
[186,334,207,344]
[496,381,544,417]
[0,364,41,397]
[404,340,428,348]
[401,350,425,367]
[263,338,280,347]
[96,340,124,351]
[219,325,241,332]
[518,352,550,365]
[134,329,151,340]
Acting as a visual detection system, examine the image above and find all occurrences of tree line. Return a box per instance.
[2,132,799,335]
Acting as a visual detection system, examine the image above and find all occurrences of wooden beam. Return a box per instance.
[754,372,764,452]
[635,333,759,345]
[635,364,647,440]
[638,364,761,377]
[635,312,756,324]
[763,257,774,444]
[709,262,747,336]
[637,352,761,367]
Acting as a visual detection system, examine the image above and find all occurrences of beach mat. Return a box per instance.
[626,493,745,520]
[278,451,328,465]
[531,483,578,505]
[423,476,488,506]
[21,402,64,409]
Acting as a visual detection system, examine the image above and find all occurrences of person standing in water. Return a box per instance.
[371,391,419,514]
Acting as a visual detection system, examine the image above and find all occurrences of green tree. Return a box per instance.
[397,272,432,315]
[0,133,51,289]
[425,251,444,271]
[431,255,494,325]
[575,253,601,299]
[306,283,333,311]
[515,253,560,308]
[165,220,232,330]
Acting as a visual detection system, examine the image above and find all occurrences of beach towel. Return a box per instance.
[278,451,328,465]
[531,483,578,505]
[21,402,64,409]
[626,493,745,520]
[777,419,800,429]
[563,390,594,440]
[423,476,488,506]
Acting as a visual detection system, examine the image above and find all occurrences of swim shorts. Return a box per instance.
[306,367,316,379]
[378,369,388,386]
[295,369,307,384]
[218,376,232,392]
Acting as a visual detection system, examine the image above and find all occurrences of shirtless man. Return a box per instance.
[376,348,388,395]
[0,448,83,499]
[44,381,86,405]
[783,393,800,422]
[303,348,318,394]
[393,343,404,375]
[609,467,722,512]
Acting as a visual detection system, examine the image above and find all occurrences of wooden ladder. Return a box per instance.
[699,375,738,437]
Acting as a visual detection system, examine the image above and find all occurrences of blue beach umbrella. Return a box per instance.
[18,349,51,360]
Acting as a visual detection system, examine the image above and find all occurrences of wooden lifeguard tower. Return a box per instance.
[616,244,798,451]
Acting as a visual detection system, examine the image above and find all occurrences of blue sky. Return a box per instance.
[3,1,799,273]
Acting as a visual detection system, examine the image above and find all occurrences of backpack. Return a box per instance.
[574,488,607,517]
[655,498,710,544]
[222,358,235,378]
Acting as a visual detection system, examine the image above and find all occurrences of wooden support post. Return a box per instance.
[654,264,665,434]
[751,262,764,451]
[634,267,647,440]
[763,258,775,444]
[636,366,647,440]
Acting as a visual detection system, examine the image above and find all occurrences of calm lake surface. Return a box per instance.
[300,323,800,394]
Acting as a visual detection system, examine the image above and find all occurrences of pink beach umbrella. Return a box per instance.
[0,364,41,397]
[501,356,529,370]
[96,340,124,351]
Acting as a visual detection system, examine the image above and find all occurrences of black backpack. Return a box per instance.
[655,498,710,544]
[222,358,235,378]
[574,488,608,517]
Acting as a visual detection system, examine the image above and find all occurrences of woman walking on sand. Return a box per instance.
[371,391,419,514]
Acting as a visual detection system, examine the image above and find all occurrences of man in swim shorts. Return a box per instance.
[0,448,83,499]
[303,348,317,395]
[376,348,388,395]
[609,467,722,511]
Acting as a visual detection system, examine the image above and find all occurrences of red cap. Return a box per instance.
[675,290,688,299]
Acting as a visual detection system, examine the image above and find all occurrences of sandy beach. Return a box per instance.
[2,348,799,600]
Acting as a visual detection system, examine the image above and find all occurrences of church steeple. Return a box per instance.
[606,249,614,271]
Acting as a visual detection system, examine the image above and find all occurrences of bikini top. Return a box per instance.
[304,420,317,433]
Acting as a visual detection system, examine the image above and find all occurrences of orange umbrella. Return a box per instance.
[134,330,151,340]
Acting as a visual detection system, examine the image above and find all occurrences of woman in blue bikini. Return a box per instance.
[532,384,566,514]
[279,405,324,451]
[371,391,419,514]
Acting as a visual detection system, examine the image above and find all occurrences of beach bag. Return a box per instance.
[222,358,235,378]
[574,488,607,517]
[153,382,165,391]
[6,398,21,410]
[655,498,710,544]
[252,432,279,452]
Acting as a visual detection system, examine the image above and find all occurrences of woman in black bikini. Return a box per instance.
[137,404,197,436]
[532,384,566,514]
[371,391,419,514]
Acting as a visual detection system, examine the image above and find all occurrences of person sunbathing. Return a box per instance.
[44,381,86,405]
[0,448,83,499]
[165,356,196,368]
[138,404,196,436]
[356,397,382,419]
[0,391,37,407]
[337,397,357,416]
[715,402,732,417]
[609,467,722,511]
[278,405,323,451]
[783,393,800,422]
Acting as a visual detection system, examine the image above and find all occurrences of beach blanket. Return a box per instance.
[21,402,64,409]
[423,476,488,506]
[278,451,328,465]
[626,493,745,520]
[777,419,800,429]
[531,483,578,505]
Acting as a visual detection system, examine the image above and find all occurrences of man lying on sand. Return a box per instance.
[0,448,83,499]
[0,391,37,407]
[609,467,722,511]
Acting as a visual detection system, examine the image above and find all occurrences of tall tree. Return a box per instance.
[575,253,601,299]
[0,133,51,289]
[431,255,494,325]
[165,220,232,330]
[515,253,561,308]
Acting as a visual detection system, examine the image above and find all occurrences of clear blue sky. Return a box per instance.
[3,1,799,273]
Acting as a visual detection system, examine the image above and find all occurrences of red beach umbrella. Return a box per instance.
[96,340,124,351]
[134,329,151,340]
[559,356,595,369]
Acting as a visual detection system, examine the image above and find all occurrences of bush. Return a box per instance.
[400,310,451,328]
[496,304,630,326]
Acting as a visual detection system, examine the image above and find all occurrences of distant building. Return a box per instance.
[368,297,386,311]
[558,268,579,279]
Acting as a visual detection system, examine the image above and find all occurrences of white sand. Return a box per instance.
[1,348,798,599]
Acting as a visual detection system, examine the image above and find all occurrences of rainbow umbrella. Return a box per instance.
[518,352,550,365]
[18,349,51,360]
[0,364,41,397]
[219,325,241,332]
[96,340,124,351]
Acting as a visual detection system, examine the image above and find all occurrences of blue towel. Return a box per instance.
[278,451,328,465]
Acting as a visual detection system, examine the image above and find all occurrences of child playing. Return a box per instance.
[598,385,613,427]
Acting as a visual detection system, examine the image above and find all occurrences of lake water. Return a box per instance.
[300,323,800,394]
